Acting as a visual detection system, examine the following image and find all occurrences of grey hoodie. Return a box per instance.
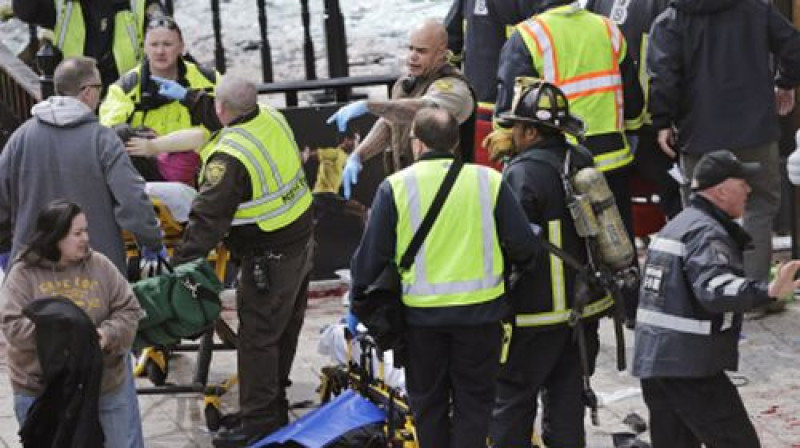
[0,96,162,273]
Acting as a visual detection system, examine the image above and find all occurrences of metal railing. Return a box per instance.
[0,41,40,145]
[257,74,397,107]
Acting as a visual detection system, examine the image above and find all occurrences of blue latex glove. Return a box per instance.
[151,75,188,101]
[326,100,369,133]
[0,252,9,272]
[341,153,362,199]
[141,245,168,262]
[346,311,361,336]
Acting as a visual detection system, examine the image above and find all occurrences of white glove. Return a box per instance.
[788,131,800,186]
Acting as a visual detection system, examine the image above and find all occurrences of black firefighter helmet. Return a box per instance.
[499,78,585,140]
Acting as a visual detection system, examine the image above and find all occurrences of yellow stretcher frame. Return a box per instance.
[123,198,238,431]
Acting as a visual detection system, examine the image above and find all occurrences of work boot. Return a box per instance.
[212,423,272,448]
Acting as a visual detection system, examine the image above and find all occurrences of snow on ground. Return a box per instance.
[1,0,452,84]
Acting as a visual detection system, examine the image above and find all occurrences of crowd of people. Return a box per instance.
[1,0,800,447]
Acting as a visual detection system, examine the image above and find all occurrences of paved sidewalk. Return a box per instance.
[1,289,800,447]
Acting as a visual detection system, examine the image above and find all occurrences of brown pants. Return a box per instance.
[235,241,313,433]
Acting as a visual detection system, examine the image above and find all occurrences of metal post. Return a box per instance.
[324,0,349,79]
[300,0,316,80]
[210,0,226,73]
[36,39,58,100]
[164,0,174,15]
[791,0,800,258]
[257,0,274,82]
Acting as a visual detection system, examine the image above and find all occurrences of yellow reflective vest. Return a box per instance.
[201,107,312,232]
[516,5,635,172]
[53,0,145,76]
[99,61,218,137]
[388,160,505,308]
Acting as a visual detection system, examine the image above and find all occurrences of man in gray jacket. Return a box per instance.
[633,150,800,447]
[0,56,163,448]
[0,56,162,274]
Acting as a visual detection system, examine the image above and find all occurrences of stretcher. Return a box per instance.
[317,332,418,448]
[122,195,239,431]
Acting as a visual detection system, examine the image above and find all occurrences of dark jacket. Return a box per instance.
[20,297,104,448]
[632,195,774,378]
[647,0,800,155]
[350,152,539,327]
[586,0,670,65]
[503,136,608,330]
[445,0,508,103]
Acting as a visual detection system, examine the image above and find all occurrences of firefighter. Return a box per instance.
[171,75,313,448]
[12,0,166,88]
[633,149,800,447]
[487,0,644,324]
[488,80,613,448]
[100,16,220,185]
[349,107,540,448]
[327,19,476,199]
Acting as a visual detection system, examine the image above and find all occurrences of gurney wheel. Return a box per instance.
[145,357,168,386]
[205,403,222,431]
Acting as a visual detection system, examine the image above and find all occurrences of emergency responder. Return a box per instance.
[488,80,613,448]
[647,0,800,298]
[586,0,680,219]
[327,19,476,199]
[633,150,800,447]
[171,75,313,448]
[489,0,644,323]
[100,15,220,185]
[12,0,166,88]
[349,107,540,448]
[444,0,536,166]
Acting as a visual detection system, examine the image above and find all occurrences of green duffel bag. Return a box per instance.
[132,258,223,349]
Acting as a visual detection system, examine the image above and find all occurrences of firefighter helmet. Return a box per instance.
[499,78,585,139]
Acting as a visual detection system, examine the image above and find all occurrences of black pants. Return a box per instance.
[404,323,502,448]
[641,373,760,448]
[489,322,599,448]
[605,167,640,322]
[236,241,313,433]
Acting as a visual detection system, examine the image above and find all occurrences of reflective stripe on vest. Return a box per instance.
[648,236,686,257]
[205,107,311,231]
[389,162,504,308]
[515,294,614,327]
[636,308,712,335]
[516,6,631,171]
[54,0,144,73]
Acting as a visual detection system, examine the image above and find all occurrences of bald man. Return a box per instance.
[327,19,477,199]
[173,75,313,447]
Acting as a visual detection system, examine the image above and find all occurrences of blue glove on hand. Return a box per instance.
[151,75,188,101]
[141,245,168,262]
[346,311,361,336]
[0,252,10,272]
[341,153,362,199]
[326,100,369,133]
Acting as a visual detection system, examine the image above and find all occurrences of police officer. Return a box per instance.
[350,107,540,448]
[488,81,613,448]
[633,150,800,447]
[488,0,644,323]
[100,16,220,185]
[13,0,166,88]
[172,75,313,448]
[327,19,476,199]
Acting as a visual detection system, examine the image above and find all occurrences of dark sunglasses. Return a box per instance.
[81,83,102,91]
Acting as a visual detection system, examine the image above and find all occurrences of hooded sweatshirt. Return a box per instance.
[647,0,800,154]
[0,250,144,395]
[0,96,161,273]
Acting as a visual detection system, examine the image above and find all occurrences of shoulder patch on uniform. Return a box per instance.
[204,160,227,187]
[433,79,453,92]
[710,240,731,265]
